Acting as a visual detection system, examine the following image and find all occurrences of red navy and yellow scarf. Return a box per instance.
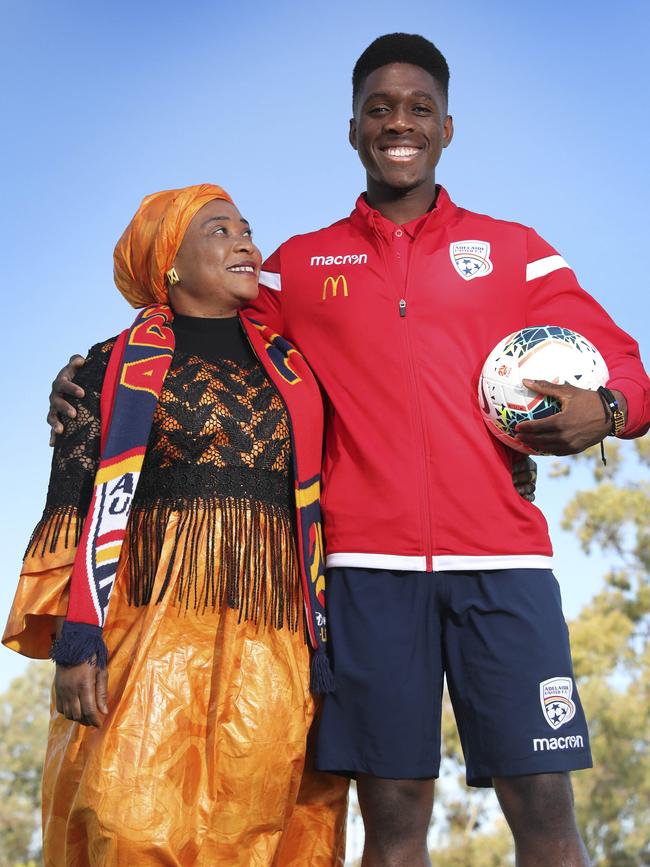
[52,304,334,693]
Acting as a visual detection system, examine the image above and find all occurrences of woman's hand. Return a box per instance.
[54,662,109,728]
[47,355,86,445]
[512,455,537,502]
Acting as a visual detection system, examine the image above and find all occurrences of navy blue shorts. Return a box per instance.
[316,568,592,787]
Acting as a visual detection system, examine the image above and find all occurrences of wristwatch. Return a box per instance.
[597,386,626,436]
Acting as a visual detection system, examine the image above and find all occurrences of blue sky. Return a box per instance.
[1,0,648,689]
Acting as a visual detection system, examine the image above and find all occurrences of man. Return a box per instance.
[50,34,649,867]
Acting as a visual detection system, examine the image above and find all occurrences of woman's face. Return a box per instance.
[169,199,262,317]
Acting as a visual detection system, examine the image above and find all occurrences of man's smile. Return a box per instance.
[379,145,423,161]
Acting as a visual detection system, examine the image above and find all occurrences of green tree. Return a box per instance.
[424,438,650,866]
[0,660,52,867]
[558,439,650,865]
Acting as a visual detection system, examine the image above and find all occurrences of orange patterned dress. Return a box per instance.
[3,315,347,866]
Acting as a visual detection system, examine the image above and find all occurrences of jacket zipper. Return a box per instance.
[372,219,433,572]
[399,259,434,572]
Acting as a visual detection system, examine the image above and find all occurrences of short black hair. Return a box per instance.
[352,33,450,108]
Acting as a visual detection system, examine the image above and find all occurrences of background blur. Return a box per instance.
[1,1,648,864]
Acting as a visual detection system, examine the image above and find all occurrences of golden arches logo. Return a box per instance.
[322,274,349,300]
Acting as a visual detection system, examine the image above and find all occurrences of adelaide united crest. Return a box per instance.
[540,677,576,730]
[450,240,493,281]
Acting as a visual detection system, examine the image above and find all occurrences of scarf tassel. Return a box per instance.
[50,621,108,669]
[310,651,335,694]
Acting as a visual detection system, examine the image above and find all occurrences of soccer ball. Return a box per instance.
[479,325,609,454]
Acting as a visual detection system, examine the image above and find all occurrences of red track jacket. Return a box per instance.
[247,187,650,573]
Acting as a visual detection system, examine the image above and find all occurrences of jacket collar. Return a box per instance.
[350,184,458,241]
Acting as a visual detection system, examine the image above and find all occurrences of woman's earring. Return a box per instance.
[166,267,180,286]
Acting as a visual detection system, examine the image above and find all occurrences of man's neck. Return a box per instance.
[365,179,438,225]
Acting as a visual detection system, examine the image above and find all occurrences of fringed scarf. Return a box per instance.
[51,304,334,693]
[51,304,174,669]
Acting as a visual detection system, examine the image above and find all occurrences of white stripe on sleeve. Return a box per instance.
[259,270,282,292]
[526,255,570,281]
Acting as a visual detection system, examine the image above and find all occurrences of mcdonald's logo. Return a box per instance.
[322,274,349,300]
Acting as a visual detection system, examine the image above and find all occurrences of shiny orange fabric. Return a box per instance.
[113,184,233,307]
[4,511,348,866]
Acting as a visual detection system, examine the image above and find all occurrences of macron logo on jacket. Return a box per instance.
[310,253,368,266]
[259,254,369,293]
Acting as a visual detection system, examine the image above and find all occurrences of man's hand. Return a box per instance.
[54,661,109,728]
[512,455,537,502]
[515,380,626,455]
[47,355,86,445]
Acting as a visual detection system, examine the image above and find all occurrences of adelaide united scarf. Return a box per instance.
[51,305,174,668]
[51,303,334,693]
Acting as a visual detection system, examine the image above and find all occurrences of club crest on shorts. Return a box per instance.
[449,240,493,281]
[540,677,576,730]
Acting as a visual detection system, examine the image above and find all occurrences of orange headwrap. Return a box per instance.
[113,183,234,308]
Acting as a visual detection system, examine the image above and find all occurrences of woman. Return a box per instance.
[3,184,347,866]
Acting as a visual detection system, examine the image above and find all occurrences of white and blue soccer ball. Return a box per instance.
[479,325,609,454]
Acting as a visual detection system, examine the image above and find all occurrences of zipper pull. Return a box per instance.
[399,299,407,318]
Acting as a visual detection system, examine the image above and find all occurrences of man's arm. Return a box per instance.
[47,355,86,444]
[515,229,649,454]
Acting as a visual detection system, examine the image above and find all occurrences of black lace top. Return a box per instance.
[29,315,300,629]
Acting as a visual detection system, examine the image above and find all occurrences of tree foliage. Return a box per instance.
[561,440,650,866]
[425,438,650,865]
[0,660,51,867]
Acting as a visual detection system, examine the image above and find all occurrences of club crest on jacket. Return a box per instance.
[450,240,493,281]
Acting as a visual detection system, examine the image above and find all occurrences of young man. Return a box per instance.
[49,34,649,867]
[245,34,649,867]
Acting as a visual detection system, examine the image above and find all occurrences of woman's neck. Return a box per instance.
[170,302,239,319]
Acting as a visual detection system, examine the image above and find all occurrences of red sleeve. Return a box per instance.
[525,229,650,438]
[244,245,284,333]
